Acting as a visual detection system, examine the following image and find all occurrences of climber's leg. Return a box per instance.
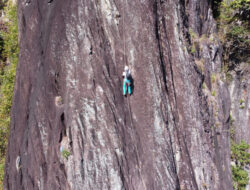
[123,80,127,95]
[127,80,132,95]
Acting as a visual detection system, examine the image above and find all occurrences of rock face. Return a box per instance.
[229,65,250,144]
[228,46,250,190]
[4,0,233,189]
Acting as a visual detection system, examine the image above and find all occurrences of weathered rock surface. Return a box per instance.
[4,0,233,189]
[228,55,250,190]
[229,64,250,144]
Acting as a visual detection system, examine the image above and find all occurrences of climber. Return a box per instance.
[122,66,132,96]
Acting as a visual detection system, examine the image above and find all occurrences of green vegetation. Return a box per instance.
[240,99,245,109]
[230,0,250,21]
[216,0,250,71]
[202,82,207,89]
[191,45,196,54]
[231,141,250,190]
[188,28,200,55]
[189,28,198,40]
[226,72,233,83]
[216,0,250,184]
[211,73,217,84]
[230,115,250,190]
[232,141,250,168]
[0,161,4,190]
[212,90,216,96]
[62,150,71,160]
[0,1,19,189]
[230,114,235,138]
[232,166,249,190]
[240,105,245,109]
[212,0,223,18]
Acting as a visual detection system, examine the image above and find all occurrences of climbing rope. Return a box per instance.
[122,2,146,188]
[123,0,126,65]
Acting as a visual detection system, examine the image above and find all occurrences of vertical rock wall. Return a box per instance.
[4,0,232,189]
[229,67,250,144]
[228,39,250,190]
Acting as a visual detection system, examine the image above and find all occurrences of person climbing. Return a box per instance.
[122,66,132,96]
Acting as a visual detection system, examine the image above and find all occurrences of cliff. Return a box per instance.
[4,0,233,189]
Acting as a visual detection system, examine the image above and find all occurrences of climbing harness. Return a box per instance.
[123,68,132,96]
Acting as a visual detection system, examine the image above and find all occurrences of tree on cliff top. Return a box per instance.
[217,0,250,69]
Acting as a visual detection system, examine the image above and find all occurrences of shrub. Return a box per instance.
[189,28,198,39]
[240,105,245,109]
[211,74,217,84]
[191,45,196,54]
[231,141,250,190]
[230,0,250,21]
[62,150,71,160]
[232,166,249,190]
[212,90,216,96]
[231,141,250,166]
[230,114,235,139]
[217,0,250,69]
[240,99,245,109]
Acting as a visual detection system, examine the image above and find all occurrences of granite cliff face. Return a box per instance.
[4,0,233,189]
[229,63,250,190]
[229,66,249,144]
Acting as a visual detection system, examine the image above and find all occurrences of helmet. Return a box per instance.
[124,66,129,71]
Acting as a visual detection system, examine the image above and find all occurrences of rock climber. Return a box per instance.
[122,66,132,96]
